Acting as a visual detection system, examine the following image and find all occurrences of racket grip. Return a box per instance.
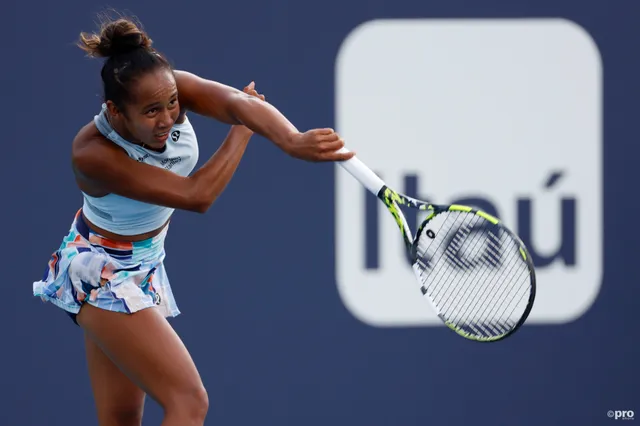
[335,147,386,195]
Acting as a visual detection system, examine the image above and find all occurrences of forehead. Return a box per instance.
[129,69,177,105]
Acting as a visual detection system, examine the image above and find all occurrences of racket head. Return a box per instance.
[411,204,536,342]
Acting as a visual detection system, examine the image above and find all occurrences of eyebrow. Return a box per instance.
[142,91,179,110]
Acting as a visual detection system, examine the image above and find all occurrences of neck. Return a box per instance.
[105,111,143,146]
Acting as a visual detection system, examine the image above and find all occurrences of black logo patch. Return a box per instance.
[171,130,180,142]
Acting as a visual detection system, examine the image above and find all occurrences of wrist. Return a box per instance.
[283,131,302,154]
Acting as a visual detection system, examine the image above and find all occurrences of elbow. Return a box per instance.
[189,196,214,214]
[186,186,219,214]
[193,201,213,214]
[181,183,210,214]
[182,176,212,213]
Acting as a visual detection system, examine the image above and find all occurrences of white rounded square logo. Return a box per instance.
[334,19,603,327]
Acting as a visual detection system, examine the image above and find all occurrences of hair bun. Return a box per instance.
[78,17,153,58]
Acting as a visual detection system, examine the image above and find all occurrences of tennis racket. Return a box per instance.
[336,147,536,342]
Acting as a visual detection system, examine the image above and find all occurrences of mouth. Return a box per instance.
[155,131,170,142]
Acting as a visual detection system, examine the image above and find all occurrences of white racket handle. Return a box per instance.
[335,147,386,195]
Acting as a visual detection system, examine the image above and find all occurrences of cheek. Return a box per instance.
[171,106,180,122]
[123,119,153,142]
[134,118,157,135]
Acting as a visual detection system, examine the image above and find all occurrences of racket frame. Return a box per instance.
[337,147,537,342]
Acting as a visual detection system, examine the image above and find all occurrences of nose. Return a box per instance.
[157,109,173,130]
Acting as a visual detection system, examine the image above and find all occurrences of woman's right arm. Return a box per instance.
[72,124,253,214]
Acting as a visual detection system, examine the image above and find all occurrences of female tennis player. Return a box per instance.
[32,14,354,426]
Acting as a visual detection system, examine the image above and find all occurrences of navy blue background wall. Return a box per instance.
[3,0,638,425]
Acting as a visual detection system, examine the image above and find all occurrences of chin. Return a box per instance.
[144,140,167,151]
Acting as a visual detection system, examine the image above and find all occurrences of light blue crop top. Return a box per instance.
[82,104,200,235]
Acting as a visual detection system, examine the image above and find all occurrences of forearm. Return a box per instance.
[227,95,299,153]
[188,126,252,213]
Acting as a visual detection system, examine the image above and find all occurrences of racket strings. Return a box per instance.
[429,254,528,338]
[430,217,513,332]
[451,250,530,334]
[443,248,530,336]
[419,213,486,305]
[473,254,530,320]
[429,217,484,303]
[417,213,488,315]
[416,213,477,301]
[414,211,532,338]
[442,256,530,337]
[483,274,531,329]
[448,236,524,323]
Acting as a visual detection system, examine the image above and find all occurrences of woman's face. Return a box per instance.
[107,68,180,150]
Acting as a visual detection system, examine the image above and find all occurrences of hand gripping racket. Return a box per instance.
[336,147,536,342]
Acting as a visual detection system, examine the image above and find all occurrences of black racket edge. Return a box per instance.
[377,185,538,343]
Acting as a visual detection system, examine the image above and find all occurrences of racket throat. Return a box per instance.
[377,187,416,253]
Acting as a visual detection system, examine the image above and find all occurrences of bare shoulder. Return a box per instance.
[72,122,125,165]
[71,121,128,196]
[72,121,104,154]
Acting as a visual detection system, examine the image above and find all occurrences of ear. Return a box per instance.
[105,100,123,118]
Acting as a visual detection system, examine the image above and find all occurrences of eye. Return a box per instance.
[146,108,158,116]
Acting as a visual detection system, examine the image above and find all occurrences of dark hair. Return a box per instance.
[77,14,173,109]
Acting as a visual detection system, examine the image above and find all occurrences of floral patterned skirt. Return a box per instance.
[33,209,180,323]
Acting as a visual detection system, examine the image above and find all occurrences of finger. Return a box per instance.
[310,128,335,136]
[323,151,356,161]
[246,89,262,99]
[248,81,255,91]
[319,139,345,151]
[320,133,341,143]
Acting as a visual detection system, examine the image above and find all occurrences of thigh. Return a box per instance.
[84,333,146,425]
[77,303,205,409]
